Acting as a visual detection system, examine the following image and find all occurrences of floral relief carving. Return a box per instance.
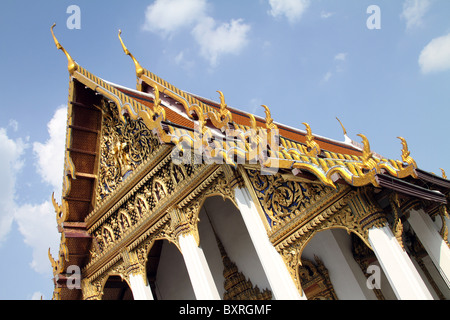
[96,99,159,202]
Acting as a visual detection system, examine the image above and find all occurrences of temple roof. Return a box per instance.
[48,25,450,300]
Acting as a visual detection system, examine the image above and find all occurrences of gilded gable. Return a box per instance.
[96,99,160,203]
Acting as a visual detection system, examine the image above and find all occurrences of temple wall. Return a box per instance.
[198,196,272,299]
[154,241,195,300]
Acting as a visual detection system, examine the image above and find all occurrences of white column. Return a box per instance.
[178,232,220,300]
[408,208,450,288]
[129,273,154,300]
[368,225,433,300]
[234,187,305,300]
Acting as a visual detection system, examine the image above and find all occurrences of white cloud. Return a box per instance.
[419,33,450,74]
[268,0,310,24]
[322,71,332,82]
[0,106,66,277]
[0,128,26,243]
[192,17,251,67]
[142,0,207,37]
[142,0,250,66]
[401,0,431,29]
[334,53,347,61]
[14,201,59,274]
[33,105,67,198]
[320,11,334,19]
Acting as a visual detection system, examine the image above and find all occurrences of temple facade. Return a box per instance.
[48,25,450,300]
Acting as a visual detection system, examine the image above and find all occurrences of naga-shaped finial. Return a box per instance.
[261,105,277,130]
[249,114,258,131]
[397,137,417,168]
[302,122,321,157]
[441,168,447,179]
[357,134,377,170]
[118,29,144,77]
[217,91,227,114]
[51,23,78,74]
[152,85,166,120]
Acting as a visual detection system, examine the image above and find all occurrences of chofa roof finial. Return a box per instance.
[118,29,144,78]
[51,23,78,75]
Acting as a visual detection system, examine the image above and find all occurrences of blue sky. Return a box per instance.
[0,0,449,300]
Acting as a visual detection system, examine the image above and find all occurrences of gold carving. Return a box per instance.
[441,168,447,179]
[389,193,405,250]
[97,99,159,201]
[302,122,321,157]
[398,137,417,168]
[299,257,338,300]
[261,105,277,131]
[206,91,233,132]
[357,134,377,171]
[246,169,332,229]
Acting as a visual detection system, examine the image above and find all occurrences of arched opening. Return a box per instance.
[102,275,133,300]
[300,228,397,300]
[197,196,272,300]
[145,239,195,300]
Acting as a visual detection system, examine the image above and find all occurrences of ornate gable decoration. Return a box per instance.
[96,99,160,203]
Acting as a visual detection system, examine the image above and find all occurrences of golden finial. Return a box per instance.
[336,117,347,136]
[216,90,232,122]
[249,114,258,131]
[302,122,321,157]
[397,137,417,168]
[153,85,161,108]
[441,168,447,179]
[51,23,78,74]
[118,29,144,77]
[261,105,277,130]
[217,91,227,113]
[152,85,166,120]
[357,134,377,170]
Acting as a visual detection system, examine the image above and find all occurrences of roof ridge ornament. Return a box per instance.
[441,168,447,179]
[118,29,144,78]
[261,105,278,131]
[302,122,321,157]
[51,23,78,75]
[397,137,417,168]
[357,134,377,170]
[336,117,353,144]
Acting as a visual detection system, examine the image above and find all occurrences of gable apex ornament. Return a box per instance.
[51,23,78,75]
[118,29,144,78]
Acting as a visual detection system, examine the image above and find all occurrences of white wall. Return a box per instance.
[154,240,196,300]
[301,229,398,300]
[198,196,272,298]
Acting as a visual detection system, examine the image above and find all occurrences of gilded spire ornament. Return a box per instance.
[441,168,447,179]
[302,122,321,157]
[397,137,417,168]
[357,134,377,171]
[118,30,144,78]
[261,105,277,131]
[51,23,78,74]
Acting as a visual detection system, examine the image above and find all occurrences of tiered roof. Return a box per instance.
[48,25,450,299]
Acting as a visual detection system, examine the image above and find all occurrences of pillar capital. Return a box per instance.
[121,249,146,281]
[81,278,102,300]
[347,187,387,232]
